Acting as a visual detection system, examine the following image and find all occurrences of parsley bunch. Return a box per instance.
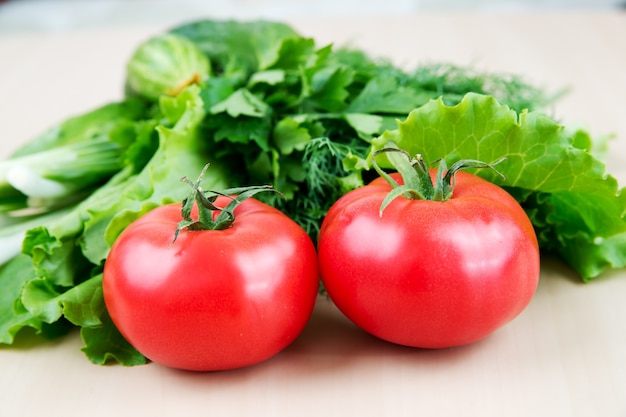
[168,20,554,241]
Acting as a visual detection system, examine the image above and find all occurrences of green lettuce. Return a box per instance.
[371,93,626,281]
[0,85,229,364]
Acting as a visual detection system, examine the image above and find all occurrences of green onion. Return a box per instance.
[0,138,124,214]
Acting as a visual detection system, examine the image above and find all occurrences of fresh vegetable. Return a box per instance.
[0,99,147,214]
[103,166,318,371]
[370,94,626,280]
[0,99,148,265]
[126,33,211,100]
[318,149,540,347]
[0,19,624,366]
[0,85,229,366]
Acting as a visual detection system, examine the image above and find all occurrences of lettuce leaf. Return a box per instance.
[371,93,626,281]
[0,255,41,343]
[1,85,230,364]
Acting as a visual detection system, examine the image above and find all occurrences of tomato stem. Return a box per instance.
[172,163,280,242]
[372,144,506,215]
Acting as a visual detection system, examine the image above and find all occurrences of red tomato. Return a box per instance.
[317,170,540,348]
[103,197,319,371]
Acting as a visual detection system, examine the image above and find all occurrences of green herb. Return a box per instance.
[0,19,622,366]
[0,100,147,214]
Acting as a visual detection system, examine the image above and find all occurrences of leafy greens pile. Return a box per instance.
[1,19,624,366]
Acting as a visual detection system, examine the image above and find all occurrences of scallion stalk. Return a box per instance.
[0,138,124,214]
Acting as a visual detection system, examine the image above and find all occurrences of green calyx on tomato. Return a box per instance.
[317,147,540,349]
[372,145,506,214]
[174,163,280,241]
[103,163,319,370]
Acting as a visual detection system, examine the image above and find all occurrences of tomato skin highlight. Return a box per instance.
[317,171,540,348]
[103,197,319,371]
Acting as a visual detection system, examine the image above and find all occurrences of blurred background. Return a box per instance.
[0,0,625,34]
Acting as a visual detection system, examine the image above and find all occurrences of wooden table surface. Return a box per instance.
[1,11,625,417]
